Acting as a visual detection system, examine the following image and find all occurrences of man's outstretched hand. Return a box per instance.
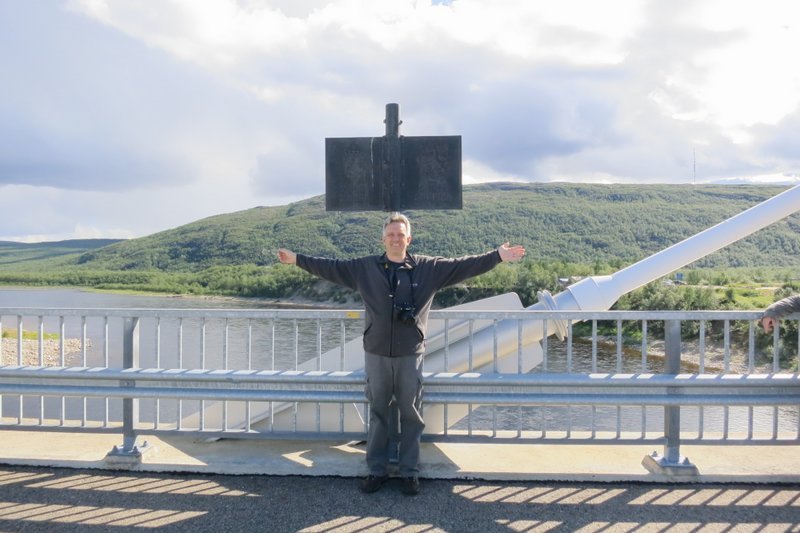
[498,242,526,263]
[761,316,778,334]
[277,248,297,265]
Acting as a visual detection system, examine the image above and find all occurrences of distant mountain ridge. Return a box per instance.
[2,183,799,274]
[0,239,122,269]
[0,239,121,249]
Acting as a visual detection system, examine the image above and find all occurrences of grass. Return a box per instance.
[1,329,60,341]
[713,285,776,309]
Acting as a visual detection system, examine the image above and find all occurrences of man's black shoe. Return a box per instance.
[400,476,420,496]
[360,475,388,493]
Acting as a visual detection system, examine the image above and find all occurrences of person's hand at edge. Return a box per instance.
[498,242,525,263]
[277,248,297,265]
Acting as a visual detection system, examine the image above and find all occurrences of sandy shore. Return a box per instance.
[1,338,87,366]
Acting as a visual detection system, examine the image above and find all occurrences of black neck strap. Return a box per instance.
[384,260,415,305]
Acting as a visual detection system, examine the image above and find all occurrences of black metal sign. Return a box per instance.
[325,104,462,211]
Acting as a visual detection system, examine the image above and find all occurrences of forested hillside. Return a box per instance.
[43,183,800,271]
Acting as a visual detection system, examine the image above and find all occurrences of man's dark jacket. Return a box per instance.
[296,251,502,357]
[763,295,800,320]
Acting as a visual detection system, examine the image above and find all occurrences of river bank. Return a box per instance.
[1,338,86,366]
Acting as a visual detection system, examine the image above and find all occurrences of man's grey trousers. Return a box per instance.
[364,352,425,477]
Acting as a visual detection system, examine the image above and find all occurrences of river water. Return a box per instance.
[1,287,797,437]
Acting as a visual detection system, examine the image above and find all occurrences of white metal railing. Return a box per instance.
[0,307,798,469]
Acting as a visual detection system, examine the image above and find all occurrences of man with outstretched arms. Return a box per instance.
[278,212,525,495]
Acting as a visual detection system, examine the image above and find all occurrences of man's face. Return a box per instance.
[382,221,411,257]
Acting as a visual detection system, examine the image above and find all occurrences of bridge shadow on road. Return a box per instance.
[0,466,798,532]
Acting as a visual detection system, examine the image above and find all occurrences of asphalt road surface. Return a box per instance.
[0,465,798,532]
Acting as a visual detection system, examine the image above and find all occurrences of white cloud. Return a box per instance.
[0,0,798,242]
[67,0,308,68]
[644,0,800,131]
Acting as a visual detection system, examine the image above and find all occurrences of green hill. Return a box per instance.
[67,183,800,270]
[0,183,798,301]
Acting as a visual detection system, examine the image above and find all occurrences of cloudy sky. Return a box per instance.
[1,0,799,242]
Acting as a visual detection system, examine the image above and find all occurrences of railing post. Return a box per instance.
[663,319,683,463]
[106,316,150,466]
[643,319,698,477]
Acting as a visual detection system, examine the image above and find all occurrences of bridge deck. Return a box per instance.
[1,429,797,484]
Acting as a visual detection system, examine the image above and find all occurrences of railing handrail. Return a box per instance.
[2,307,798,321]
[1,365,797,385]
[1,365,797,405]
